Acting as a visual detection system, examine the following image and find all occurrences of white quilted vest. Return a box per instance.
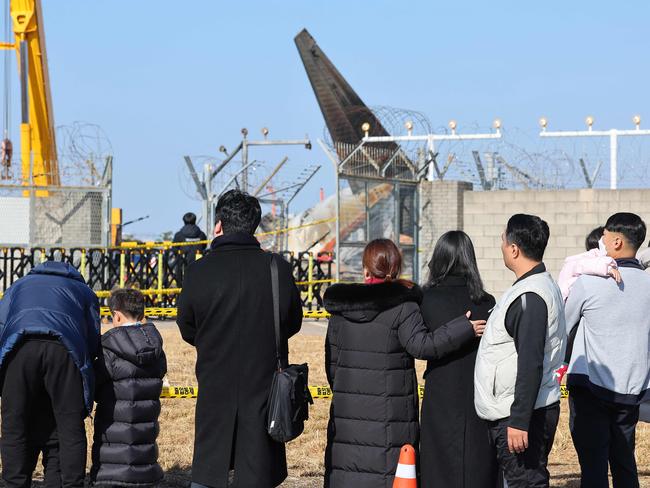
[474,272,566,421]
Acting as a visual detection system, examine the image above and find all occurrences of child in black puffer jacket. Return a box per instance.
[91,288,167,487]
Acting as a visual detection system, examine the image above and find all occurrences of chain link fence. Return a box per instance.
[0,184,110,248]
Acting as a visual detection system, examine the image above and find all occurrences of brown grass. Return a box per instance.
[3,323,648,488]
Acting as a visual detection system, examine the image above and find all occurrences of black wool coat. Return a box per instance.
[419,275,497,488]
[176,233,303,488]
[91,323,167,487]
[323,281,476,488]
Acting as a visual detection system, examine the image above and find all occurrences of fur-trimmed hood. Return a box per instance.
[324,281,423,322]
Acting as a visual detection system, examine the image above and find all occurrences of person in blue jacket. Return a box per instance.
[0,260,101,488]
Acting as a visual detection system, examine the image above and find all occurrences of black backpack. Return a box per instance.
[266,254,313,443]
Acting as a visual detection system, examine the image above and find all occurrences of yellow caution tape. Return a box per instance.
[161,384,571,400]
[101,307,330,319]
[161,386,198,398]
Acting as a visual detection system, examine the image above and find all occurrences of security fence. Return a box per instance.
[0,246,334,310]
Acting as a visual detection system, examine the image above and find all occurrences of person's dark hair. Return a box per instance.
[505,214,550,262]
[605,212,646,251]
[183,212,197,225]
[427,231,487,303]
[214,190,262,235]
[108,288,145,321]
[585,226,604,251]
[362,238,413,288]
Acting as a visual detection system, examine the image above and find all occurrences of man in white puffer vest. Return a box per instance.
[475,214,566,488]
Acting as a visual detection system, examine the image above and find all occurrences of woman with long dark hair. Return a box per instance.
[420,231,498,488]
[323,239,486,488]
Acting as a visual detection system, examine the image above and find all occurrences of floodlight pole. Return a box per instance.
[539,124,650,190]
[241,137,312,193]
[362,129,502,181]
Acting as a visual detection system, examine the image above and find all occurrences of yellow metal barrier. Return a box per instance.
[119,252,126,288]
[307,252,314,305]
[95,288,182,299]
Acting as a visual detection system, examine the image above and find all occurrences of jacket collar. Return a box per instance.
[616,257,644,270]
[324,281,422,316]
[210,232,260,251]
[28,261,86,284]
[514,262,546,285]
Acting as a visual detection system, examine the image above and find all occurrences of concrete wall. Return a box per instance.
[419,183,650,298]
[418,180,472,280]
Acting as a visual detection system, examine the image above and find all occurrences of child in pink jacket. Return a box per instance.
[558,231,621,301]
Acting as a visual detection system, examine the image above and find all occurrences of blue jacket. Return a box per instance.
[0,261,101,414]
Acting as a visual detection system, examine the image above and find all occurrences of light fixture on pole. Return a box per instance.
[361,122,370,138]
[493,118,502,135]
[357,119,503,181]
[539,114,650,189]
[539,117,548,132]
[405,120,414,136]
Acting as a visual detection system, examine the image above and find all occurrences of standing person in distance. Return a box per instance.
[474,214,566,488]
[173,212,208,283]
[177,190,303,488]
[419,231,498,488]
[323,238,487,488]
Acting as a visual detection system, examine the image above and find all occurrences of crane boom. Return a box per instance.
[8,0,58,186]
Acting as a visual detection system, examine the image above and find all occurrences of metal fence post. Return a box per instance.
[307,252,314,308]
[80,249,88,281]
[119,251,126,288]
[157,249,164,304]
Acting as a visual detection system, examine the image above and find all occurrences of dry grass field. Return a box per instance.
[155,323,650,487]
[2,321,648,487]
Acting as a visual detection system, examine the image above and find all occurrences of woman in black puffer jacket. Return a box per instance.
[91,289,167,487]
[323,239,485,488]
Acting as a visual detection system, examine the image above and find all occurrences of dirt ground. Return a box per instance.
[3,321,648,487]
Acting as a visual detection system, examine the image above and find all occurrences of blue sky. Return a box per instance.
[26,1,650,237]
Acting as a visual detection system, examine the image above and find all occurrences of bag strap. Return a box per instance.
[270,254,284,370]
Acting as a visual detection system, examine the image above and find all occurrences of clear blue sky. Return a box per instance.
[35,1,650,238]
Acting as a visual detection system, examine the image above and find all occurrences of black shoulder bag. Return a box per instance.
[266,254,313,443]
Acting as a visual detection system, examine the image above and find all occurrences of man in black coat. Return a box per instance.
[173,212,208,259]
[177,190,303,488]
[172,212,208,286]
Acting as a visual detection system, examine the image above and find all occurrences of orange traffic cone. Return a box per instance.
[393,444,417,488]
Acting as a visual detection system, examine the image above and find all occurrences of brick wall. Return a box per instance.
[418,180,472,281]
[462,188,650,297]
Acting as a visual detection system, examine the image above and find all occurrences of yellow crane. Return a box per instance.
[1,0,58,188]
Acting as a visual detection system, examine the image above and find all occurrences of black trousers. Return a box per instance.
[569,386,640,488]
[489,404,560,488]
[1,339,87,488]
